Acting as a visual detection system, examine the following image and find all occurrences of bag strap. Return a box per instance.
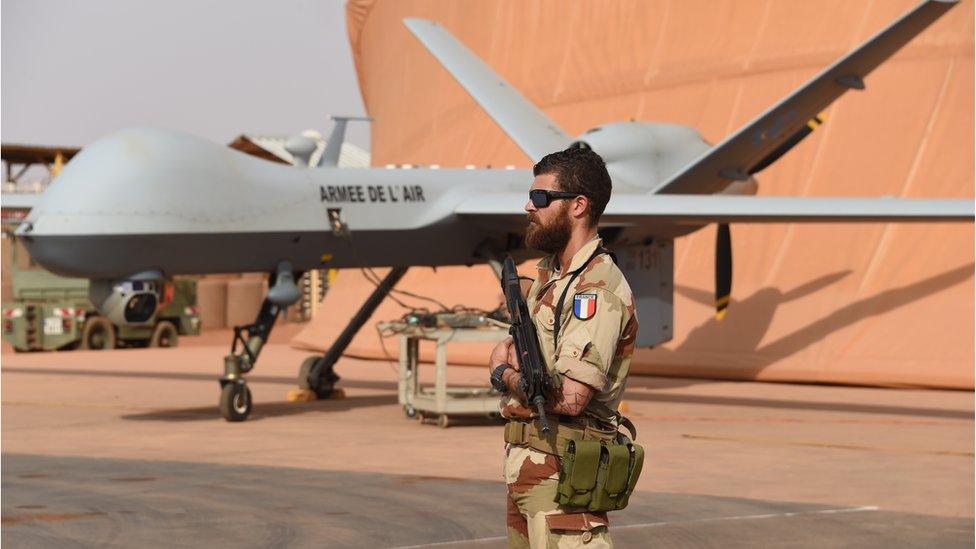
[586,400,638,441]
[552,246,615,347]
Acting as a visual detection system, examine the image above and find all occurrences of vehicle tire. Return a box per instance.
[298,356,320,390]
[150,321,179,348]
[80,317,116,350]
[437,415,450,429]
[220,383,251,422]
[404,404,417,418]
[298,355,339,399]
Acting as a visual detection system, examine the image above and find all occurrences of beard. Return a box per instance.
[525,204,572,254]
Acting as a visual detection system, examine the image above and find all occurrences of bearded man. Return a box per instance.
[488,146,639,548]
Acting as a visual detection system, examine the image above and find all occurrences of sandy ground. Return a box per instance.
[2,336,973,547]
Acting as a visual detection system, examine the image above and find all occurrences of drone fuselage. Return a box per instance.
[20,123,731,280]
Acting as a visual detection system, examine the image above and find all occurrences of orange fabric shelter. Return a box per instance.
[293,0,974,389]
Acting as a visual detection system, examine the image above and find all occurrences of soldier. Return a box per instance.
[489,146,638,548]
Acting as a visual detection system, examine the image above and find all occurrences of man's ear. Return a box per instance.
[573,195,590,221]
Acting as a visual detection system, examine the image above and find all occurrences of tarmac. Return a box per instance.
[2,329,973,548]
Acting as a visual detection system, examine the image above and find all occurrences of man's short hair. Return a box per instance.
[533,146,612,226]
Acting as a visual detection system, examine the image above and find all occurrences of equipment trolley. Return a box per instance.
[378,321,508,428]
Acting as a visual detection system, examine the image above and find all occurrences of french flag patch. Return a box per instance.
[573,293,597,320]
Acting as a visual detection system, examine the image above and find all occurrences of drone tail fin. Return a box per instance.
[318,116,370,167]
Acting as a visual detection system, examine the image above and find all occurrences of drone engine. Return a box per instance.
[571,121,711,190]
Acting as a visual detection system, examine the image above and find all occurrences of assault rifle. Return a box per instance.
[501,256,554,433]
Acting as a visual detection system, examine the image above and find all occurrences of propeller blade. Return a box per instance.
[715,223,732,319]
[748,114,825,175]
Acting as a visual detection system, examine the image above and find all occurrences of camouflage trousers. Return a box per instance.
[504,444,613,548]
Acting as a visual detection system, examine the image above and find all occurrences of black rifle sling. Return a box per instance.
[552,246,615,348]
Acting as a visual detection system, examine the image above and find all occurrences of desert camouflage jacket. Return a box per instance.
[502,236,638,422]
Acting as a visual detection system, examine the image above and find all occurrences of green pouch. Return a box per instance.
[554,414,648,512]
[589,443,631,511]
[556,440,601,508]
[615,443,645,509]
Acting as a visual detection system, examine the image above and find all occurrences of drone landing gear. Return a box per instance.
[218,261,299,422]
[297,266,408,400]
[219,298,280,421]
[297,355,341,399]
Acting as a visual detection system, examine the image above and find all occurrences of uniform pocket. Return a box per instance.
[557,327,592,363]
[536,305,556,334]
[554,328,607,391]
[545,512,609,544]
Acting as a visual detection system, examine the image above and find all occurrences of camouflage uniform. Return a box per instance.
[502,236,638,548]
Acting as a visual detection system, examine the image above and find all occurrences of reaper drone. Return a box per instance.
[16,0,973,420]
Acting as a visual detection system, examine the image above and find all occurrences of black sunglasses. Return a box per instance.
[529,189,581,208]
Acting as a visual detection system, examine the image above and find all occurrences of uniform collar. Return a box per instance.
[535,236,603,279]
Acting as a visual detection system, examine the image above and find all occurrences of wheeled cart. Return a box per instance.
[379,322,508,428]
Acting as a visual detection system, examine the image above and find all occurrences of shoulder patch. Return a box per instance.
[573,293,597,320]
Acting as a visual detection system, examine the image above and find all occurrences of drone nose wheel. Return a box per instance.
[219,381,252,422]
[216,271,289,422]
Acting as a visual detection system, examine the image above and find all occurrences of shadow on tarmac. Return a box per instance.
[1,367,397,391]
[118,394,400,422]
[118,395,506,427]
[6,367,970,421]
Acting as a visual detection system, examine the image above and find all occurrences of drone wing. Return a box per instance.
[456,193,974,229]
[652,0,958,195]
[404,18,573,163]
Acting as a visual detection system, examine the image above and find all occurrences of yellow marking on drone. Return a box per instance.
[715,294,730,320]
[327,268,337,286]
[320,253,333,262]
[806,113,827,131]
